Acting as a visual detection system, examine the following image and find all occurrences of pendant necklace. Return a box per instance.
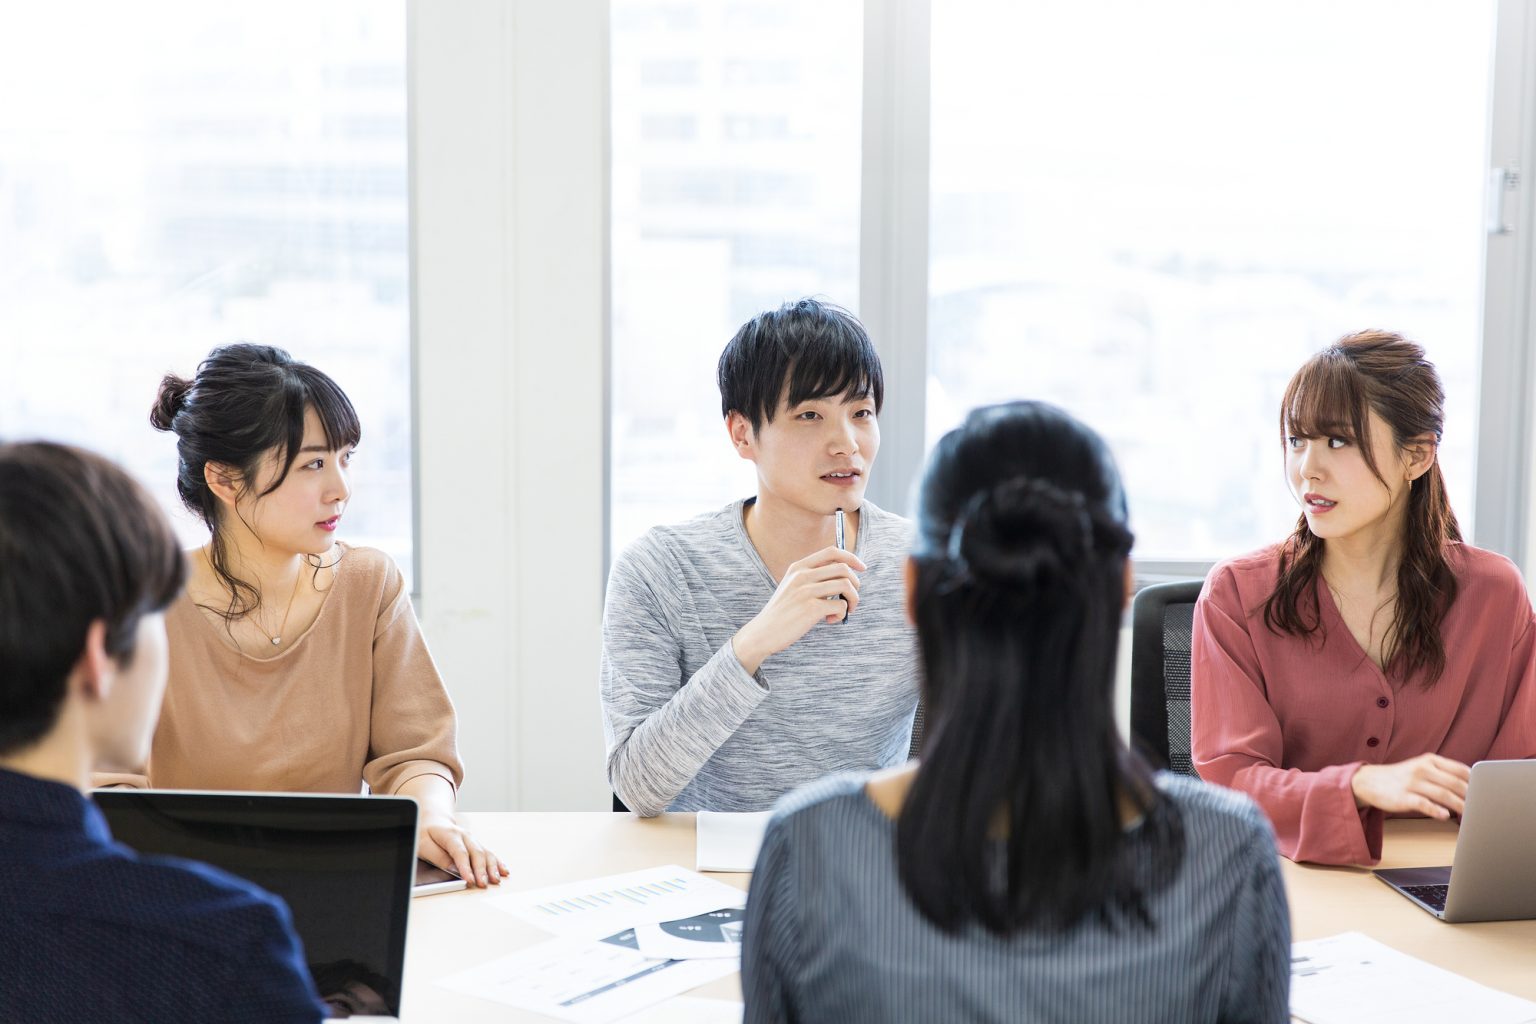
[252,566,305,647]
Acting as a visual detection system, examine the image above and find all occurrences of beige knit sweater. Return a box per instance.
[95,543,463,795]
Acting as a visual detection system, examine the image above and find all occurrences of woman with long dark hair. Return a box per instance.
[100,343,506,888]
[1192,331,1536,866]
[741,401,1289,1023]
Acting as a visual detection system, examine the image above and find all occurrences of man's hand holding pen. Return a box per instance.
[730,546,865,675]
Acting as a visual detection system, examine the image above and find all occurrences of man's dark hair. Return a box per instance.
[0,442,186,756]
[717,297,884,432]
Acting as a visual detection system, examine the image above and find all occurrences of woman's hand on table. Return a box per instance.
[419,811,510,888]
[1351,754,1470,819]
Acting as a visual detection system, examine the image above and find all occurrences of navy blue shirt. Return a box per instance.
[0,768,327,1024]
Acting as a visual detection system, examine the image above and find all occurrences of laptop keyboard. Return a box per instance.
[1402,884,1449,912]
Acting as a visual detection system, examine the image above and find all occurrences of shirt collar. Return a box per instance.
[0,767,113,844]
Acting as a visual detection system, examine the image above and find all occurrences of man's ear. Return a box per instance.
[904,556,917,626]
[726,411,757,463]
[203,461,242,507]
[72,619,116,704]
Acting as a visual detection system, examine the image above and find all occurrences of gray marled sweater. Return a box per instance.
[600,498,920,816]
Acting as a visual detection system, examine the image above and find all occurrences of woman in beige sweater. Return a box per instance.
[105,342,505,888]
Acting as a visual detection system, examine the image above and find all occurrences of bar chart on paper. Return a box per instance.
[497,865,748,940]
[538,875,693,917]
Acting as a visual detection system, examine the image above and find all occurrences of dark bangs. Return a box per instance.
[1280,347,1383,481]
[260,361,362,497]
[781,317,883,413]
[718,298,884,431]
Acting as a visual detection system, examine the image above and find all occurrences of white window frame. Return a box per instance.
[1480,0,1536,582]
[866,0,1536,586]
[409,2,1536,809]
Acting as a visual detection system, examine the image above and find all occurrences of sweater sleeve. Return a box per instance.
[741,814,800,1024]
[362,557,464,796]
[599,541,769,816]
[1190,565,1379,865]
[90,770,148,789]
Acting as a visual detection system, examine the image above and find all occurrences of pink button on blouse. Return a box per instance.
[1191,542,1536,865]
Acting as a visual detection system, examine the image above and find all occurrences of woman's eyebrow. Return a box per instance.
[1289,420,1350,436]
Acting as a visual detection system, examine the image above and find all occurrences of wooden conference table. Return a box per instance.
[401,813,1536,1022]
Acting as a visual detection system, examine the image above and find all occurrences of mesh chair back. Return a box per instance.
[1130,579,1205,777]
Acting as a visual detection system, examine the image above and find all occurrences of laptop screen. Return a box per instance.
[93,791,416,1017]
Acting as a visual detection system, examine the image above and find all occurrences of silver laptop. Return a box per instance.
[94,790,418,1020]
[1373,759,1536,923]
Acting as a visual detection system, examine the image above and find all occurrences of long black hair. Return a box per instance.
[150,343,360,621]
[897,400,1183,934]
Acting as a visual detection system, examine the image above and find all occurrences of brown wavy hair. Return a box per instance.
[1263,330,1461,686]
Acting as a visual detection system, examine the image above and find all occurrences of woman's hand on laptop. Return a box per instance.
[1351,754,1471,819]
[419,811,509,888]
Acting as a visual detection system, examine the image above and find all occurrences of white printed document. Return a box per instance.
[438,936,737,1024]
[1291,932,1536,1024]
[633,906,744,960]
[615,996,743,1023]
[495,865,748,940]
[695,811,772,873]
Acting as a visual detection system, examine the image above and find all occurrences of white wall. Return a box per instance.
[411,0,611,811]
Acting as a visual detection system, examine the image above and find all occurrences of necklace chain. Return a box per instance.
[200,548,342,656]
[251,565,305,647]
[201,547,306,651]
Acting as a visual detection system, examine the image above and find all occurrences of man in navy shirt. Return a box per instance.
[0,441,327,1024]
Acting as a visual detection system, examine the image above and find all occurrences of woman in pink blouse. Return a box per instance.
[1191,331,1536,865]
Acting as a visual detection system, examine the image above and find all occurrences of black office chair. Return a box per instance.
[1130,579,1206,777]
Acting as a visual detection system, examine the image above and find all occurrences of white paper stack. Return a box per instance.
[437,865,749,1023]
[1291,932,1536,1024]
[695,810,773,873]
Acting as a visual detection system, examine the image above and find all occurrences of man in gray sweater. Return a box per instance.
[601,298,920,816]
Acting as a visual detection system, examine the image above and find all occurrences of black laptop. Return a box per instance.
[94,791,417,1020]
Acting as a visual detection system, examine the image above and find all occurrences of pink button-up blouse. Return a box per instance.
[1191,542,1536,865]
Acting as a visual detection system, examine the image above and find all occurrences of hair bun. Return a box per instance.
[946,477,1094,591]
[149,373,192,431]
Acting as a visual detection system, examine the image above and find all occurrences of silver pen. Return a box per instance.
[835,508,848,623]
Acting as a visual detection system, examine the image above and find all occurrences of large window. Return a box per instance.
[609,0,863,553]
[609,3,1508,568]
[0,3,413,579]
[927,2,1496,560]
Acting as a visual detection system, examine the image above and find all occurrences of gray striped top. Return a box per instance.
[600,499,920,816]
[742,772,1290,1024]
